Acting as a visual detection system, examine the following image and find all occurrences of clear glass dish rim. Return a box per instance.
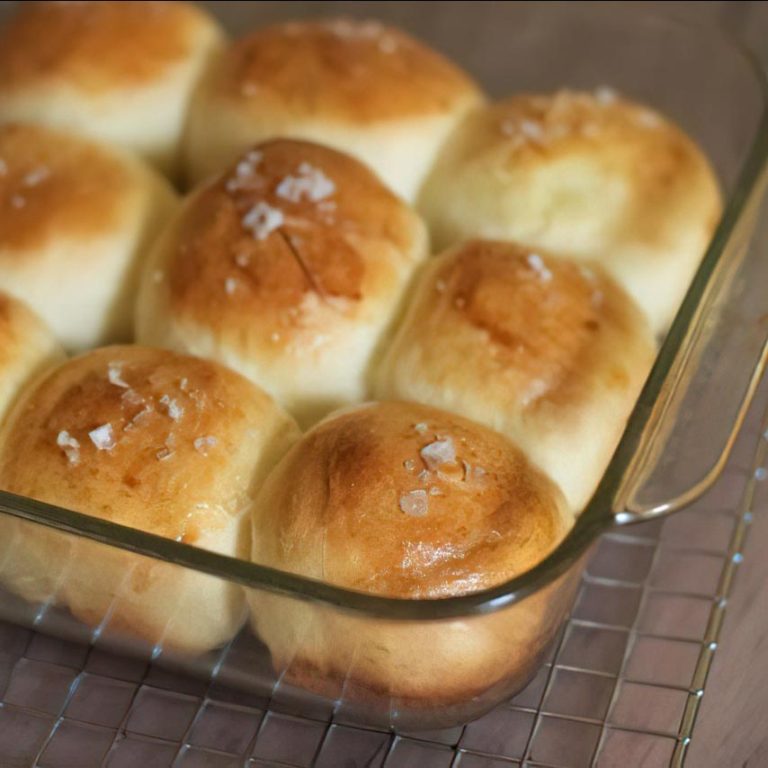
[0,10,767,622]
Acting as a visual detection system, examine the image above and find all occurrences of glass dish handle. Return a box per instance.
[610,165,768,525]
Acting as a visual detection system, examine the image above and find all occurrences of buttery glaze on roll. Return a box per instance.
[375,240,656,512]
[0,346,300,653]
[418,90,722,333]
[249,402,574,714]
[0,291,64,425]
[137,139,428,426]
[183,18,485,199]
[0,0,224,177]
[0,123,177,350]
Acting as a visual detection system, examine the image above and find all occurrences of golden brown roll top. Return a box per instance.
[418,90,722,333]
[0,345,300,652]
[137,139,428,426]
[0,290,64,425]
[183,18,485,198]
[0,122,177,350]
[375,240,657,512]
[0,1,225,176]
[251,401,572,598]
[248,401,574,708]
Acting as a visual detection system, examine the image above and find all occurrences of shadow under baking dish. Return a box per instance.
[1,4,768,731]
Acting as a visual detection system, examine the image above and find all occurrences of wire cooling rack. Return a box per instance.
[0,386,765,768]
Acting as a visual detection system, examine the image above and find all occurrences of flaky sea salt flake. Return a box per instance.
[56,430,80,465]
[526,252,553,282]
[23,166,50,187]
[275,163,336,203]
[194,435,218,456]
[108,362,130,389]
[594,85,618,105]
[242,201,284,240]
[156,447,174,461]
[89,423,115,451]
[420,437,456,470]
[519,119,545,143]
[159,395,183,422]
[399,489,428,517]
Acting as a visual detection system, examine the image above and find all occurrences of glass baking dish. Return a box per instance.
[1,4,767,731]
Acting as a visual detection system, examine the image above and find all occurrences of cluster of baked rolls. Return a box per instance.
[0,1,720,712]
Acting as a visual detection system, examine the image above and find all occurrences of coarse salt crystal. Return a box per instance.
[23,166,49,187]
[226,149,264,192]
[275,163,336,203]
[108,362,129,389]
[429,486,443,496]
[89,423,115,451]
[156,447,174,461]
[234,252,250,268]
[235,150,262,179]
[121,388,143,406]
[403,458,416,472]
[194,435,217,455]
[420,438,456,470]
[519,119,545,142]
[225,277,237,295]
[378,35,398,53]
[413,422,428,434]
[594,85,617,105]
[523,378,549,406]
[399,489,428,517]
[125,404,152,430]
[417,469,430,483]
[526,252,553,282]
[328,18,383,40]
[159,394,183,422]
[242,201,284,240]
[636,109,661,128]
[56,430,80,465]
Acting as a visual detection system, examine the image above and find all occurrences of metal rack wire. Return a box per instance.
[0,392,764,768]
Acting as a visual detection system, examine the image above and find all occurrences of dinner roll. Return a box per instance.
[183,18,485,199]
[0,1,225,177]
[0,345,300,653]
[0,291,64,425]
[249,402,575,716]
[0,122,177,350]
[137,139,428,426]
[375,240,656,512]
[418,90,722,333]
